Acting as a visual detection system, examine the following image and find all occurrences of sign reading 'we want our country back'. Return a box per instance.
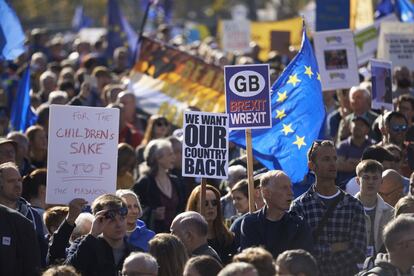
[46,105,119,205]
[182,111,229,179]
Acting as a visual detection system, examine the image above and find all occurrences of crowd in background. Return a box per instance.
[1,19,414,276]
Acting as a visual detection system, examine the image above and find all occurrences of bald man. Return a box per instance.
[240,170,313,258]
[122,252,158,276]
[380,169,405,207]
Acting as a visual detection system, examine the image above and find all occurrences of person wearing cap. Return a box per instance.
[336,116,373,188]
[0,138,17,164]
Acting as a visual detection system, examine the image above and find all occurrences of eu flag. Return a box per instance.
[395,0,414,22]
[229,24,325,183]
[375,0,394,19]
[0,0,25,60]
[106,0,138,62]
[10,65,37,131]
[72,5,93,32]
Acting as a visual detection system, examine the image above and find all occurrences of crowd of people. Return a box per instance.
[1,20,414,276]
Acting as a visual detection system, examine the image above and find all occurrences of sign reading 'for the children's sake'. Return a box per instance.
[46,105,119,204]
[182,111,229,179]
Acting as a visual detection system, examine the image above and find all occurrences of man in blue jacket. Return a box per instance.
[239,170,313,258]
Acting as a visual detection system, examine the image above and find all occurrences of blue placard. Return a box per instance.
[224,64,272,130]
[316,0,350,31]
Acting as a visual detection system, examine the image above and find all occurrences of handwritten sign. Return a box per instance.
[46,105,119,204]
[182,111,229,179]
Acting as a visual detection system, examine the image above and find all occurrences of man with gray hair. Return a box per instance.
[338,86,378,142]
[122,252,158,276]
[170,211,221,263]
[218,262,258,276]
[240,170,313,258]
[359,215,414,275]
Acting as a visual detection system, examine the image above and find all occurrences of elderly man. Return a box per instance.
[0,138,17,164]
[338,86,378,143]
[240,170,313,258]
[170,211,221,263]
[122,252,158,276]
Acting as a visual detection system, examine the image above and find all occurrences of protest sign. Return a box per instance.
[354,14,397,66]
[221,20,251,53]
[224,64,272,130]
[182,111,228,179]
[46,105,119,204]
[378,22,414,70]
[370,59,393,111]
[316,0,350,31]
[314,29,359,90]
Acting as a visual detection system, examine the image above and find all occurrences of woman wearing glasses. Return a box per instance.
[136,115,171,166]
[133,139,186,234]
[186,185,236,264]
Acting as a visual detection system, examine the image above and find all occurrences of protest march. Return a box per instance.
[2,0,414,275]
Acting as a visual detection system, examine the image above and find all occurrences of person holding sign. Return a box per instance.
[133,139,186,233]
[186,185,236,264]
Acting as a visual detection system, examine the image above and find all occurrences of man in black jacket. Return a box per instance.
[240,170,313,258]
[65,194,141,276]
[0,204,41,276]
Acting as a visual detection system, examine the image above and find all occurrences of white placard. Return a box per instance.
[354,14,397,65]
[377,22,414,71]
[314,29,360,91]
[222,20,251,53]
[46,105,119,204]
[182,111,229,179]
[370,59,393,111]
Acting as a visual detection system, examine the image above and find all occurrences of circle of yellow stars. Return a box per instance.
[273,65,321,150]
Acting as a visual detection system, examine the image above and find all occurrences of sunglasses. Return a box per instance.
[155,120,168,127]
[104,207,128,220]
[391,124,408,132]
[204,199,218,207]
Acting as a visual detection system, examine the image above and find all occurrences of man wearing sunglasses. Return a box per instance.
[379,111,409,149]
[66,194,141,276]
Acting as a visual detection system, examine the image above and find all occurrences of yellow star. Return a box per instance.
[293,135,306,149]
[114,25,120,32]
[304,66,313,78]
[276,91,288,103]
[281,124,294,135]
[120,32,126,38]
[317,73,321,81]
[287,73,301,87]
[275,109,286,120]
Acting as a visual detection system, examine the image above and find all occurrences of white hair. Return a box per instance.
[123,252,158,275]
[48,90,68,104]
[218,262,258,276]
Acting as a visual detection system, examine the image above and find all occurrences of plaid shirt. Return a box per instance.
[290,185,366,276]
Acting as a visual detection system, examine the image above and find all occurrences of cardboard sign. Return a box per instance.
[224,64,272,130]
[314,29,360,90]
[222,20,251,53]
[46,105,119,204]
[378,22,414,70]
[371,59,393,111]
[182,111,228,179]
[354,14,397,65]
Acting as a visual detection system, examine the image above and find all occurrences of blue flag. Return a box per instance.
[10,65,37,132]
[375,0,394,19]
[0,0,25,60]
[396,0,414,22]
[72,5,93,32]
[107,0,138,62]
[229,25,325,183]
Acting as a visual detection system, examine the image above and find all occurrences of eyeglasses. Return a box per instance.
[155,120,168,127]
[204,199,218,207]
[391,124,408,132]
[104,207,128,220]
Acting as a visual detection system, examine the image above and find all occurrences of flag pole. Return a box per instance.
[200,178,207,216]
[138,0,153,43]
[245,129,255,213]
